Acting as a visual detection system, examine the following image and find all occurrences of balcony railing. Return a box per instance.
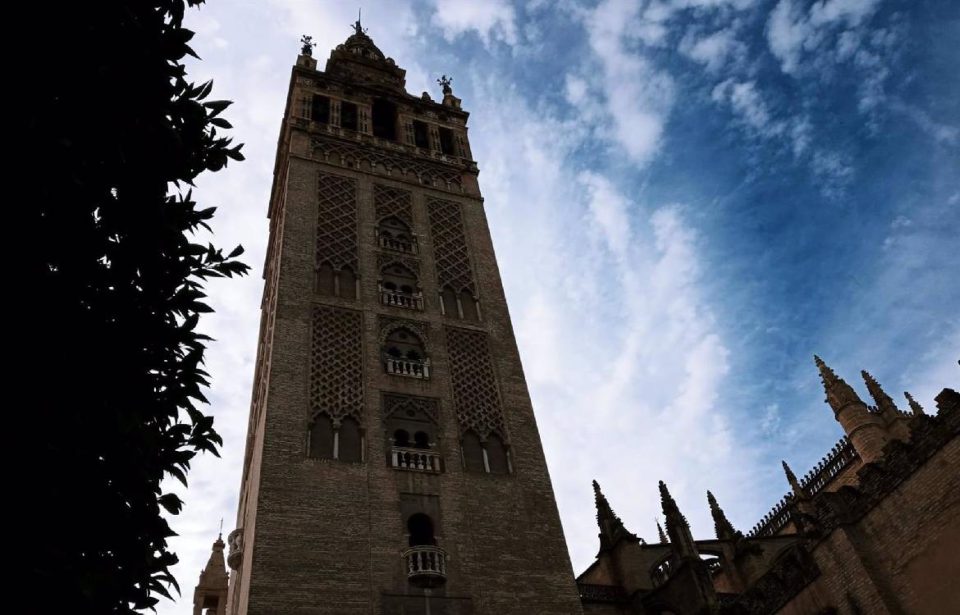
[403,545,447,587]
[391,447,441,473]
[384,356,430,379]
[379,234,418,254]
[380,288,423,310]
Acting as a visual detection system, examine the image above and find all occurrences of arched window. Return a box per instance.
[393,429,411,448]
[383,328,429,378]
[317,262,335,296]
[378,217,416,253]
[459,290,480,322]
[413,431,430,449]
[440,286,458,317]
[372,98,397,141]
[486,433,509,474]
[308,414,334,459]
[407,513,436,547]
[380,263,421,309]
[461,431,485,473]
[338,416,362,463]
[339,266,358,300]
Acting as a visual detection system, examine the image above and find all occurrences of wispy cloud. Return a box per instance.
[430,0,518,46]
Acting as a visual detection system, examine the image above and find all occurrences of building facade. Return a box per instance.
[577,362,959,615]
[203,25,583,615]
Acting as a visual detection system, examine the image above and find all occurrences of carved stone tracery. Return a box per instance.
[312,138,464,193]
[383,393,440,424]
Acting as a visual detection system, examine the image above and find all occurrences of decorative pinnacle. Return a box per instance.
[438,74,453,95]
[904,391,925,416]
[814,355,864,413]
[658,481,698,558]
[707,490,738,541]
[862,370,898,414]
[592,480,635,549]
[782,460,806,498]
[656,518,668,543]
[300,35,315,56]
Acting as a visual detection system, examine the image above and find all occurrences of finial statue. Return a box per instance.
[300,35,315,56]
[438,74,453,95]
[352,8,367,35]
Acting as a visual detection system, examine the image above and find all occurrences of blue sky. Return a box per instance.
[164,0,958,609]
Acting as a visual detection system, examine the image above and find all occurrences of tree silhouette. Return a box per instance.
[27,1,248,611]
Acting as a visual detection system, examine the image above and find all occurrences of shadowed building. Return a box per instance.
[577,363,959,614]
[215,22,583,615]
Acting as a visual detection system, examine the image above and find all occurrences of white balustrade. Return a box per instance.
[384,356,430,379]
[380,289,423,310]
[379,235,417,254]
[391,447,441,473]
[402,545,447,584]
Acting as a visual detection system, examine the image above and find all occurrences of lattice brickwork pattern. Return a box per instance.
[310,306,364,421]
[427,198,475,294]
[316,172,358,271]
[374,184,413,226]
[445,327,505,438]
[383,394,440,424]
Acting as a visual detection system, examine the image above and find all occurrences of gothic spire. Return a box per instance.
[193,533,229,613]
[782,460,807,499]
[862,370,899,415]
[593,480,636,551]
[659,481,698,558]
[904,391,925,416]
[815,355,865,413]
[707,491,739,541]
[656,518,668,544]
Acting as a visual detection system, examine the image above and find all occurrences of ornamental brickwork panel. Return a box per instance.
[310,306,364,421]
[427,198,475,294]
[374,184,413,226]
[383,393,440,424]
[445,327,506,439]
[316,172,358,271]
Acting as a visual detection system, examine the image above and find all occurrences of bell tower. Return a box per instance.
[224,24,583,615]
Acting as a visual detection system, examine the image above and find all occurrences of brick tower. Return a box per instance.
[222,24,583,615]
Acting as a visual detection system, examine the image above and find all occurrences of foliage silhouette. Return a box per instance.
[28,0,248,611]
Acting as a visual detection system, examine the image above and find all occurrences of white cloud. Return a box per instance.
[430,0,518,46]
[712,79,779,134]
[679,28,745,73]
[577,0,676,166]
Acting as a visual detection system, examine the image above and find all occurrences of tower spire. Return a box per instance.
[904,391,925,416]
[592,480,636,551]
[813,355,889,462]
[707,490,739,541]
[815,355,865,412]
[862,370,899,415]
[659,481,698,558]
[782,460,807,499]
[192,533,229,615]
[656,518,668,544]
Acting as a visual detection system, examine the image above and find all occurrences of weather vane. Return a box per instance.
[437,74,453,95]
[352,8,367,35]
[300,35,315,56]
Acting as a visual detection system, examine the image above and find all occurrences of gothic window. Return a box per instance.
[393,429,411,448]
[440,286,458,318]
[372,98,397,140]
[438,127,457,156]
[377,216,416,253]
[413,431,430,449]
[459,289,480,322]
[383,328,429,378]
[485,433,509,474]
[308,414,335,459]
[407,513,436,547]
[316,262,336,296]
[461,430,485,473]
[338,416,363,463]
[311,95,330,124]
[341,101,358,131]
[413,120,430,149]
[380,263,421,310]
[385,394,441,472]
[339,266,358,300]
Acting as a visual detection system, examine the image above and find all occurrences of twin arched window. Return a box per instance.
[461,430,509,474]
[316,263,357,300]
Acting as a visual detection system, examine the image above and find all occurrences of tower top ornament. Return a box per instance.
[300,35,314,56]
[353,9,367,36]
[437,74,453,95]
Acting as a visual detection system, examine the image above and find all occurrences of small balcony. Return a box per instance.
[384,356,430,379]
[380,288,424,310]
[391,447,442,473]
[379,234,418,254]
[403,545,447,587]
